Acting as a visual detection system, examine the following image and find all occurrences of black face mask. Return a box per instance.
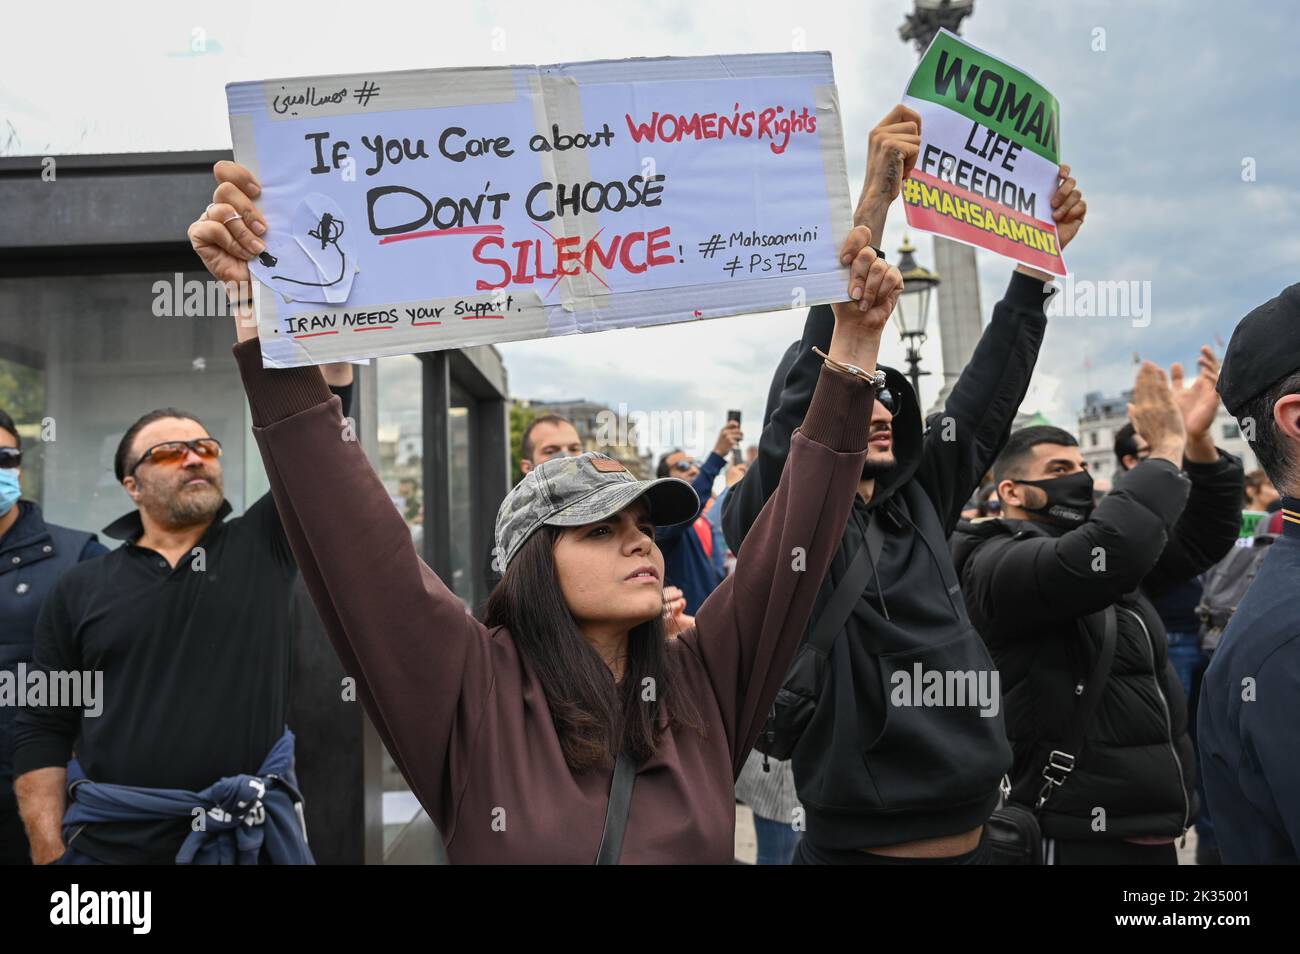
[1015,470,1095,528]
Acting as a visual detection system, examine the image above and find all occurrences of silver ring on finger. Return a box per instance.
[221,213,242,225]
[202,203,217,221]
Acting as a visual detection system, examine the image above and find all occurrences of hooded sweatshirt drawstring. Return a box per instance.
[862,510,891,622]
[904,510,965,623]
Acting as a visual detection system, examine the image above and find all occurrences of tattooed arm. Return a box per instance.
[852,104,923,246]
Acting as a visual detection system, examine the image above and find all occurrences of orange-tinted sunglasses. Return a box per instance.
[129,438,222,476]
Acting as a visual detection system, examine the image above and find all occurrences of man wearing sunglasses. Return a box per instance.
[1114,422,1152,471]
[0,411,108,864]
[14,373,352,865]
[654,421,743,616]
[723,104,1088,864]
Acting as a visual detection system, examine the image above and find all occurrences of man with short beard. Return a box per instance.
[14,378,351,864]
[952,361,1242,865]
[482,413,585,603]
[724,104,1088,864]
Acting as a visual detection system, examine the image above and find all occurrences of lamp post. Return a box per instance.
[893,236,941,397]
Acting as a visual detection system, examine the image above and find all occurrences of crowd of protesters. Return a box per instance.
[1,96,1298,867]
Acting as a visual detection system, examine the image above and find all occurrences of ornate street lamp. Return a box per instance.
[893,236,941,397]
[900,0,976,52]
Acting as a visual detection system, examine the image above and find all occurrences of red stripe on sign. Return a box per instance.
[461,314,505,320]
[293,331,339,339]
[903,169,1065,274]
[906,203,1063,272]
[410,320,442,326]
[378,225,504,245]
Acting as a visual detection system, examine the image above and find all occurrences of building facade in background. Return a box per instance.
[1079,389,1258,490]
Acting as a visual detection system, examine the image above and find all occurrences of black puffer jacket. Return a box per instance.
[951,451,1244,840]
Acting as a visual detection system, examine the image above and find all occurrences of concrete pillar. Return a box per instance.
[931,235,984,414]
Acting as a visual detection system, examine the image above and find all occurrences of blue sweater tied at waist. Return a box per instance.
[63,727,313,865]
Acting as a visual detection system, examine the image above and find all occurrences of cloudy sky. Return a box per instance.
[5,0,1297,459]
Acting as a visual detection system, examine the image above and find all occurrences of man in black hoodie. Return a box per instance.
[723,105,1088,863]
[951,361,1243,864]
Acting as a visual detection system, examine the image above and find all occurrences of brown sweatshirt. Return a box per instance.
[234,340,872,863]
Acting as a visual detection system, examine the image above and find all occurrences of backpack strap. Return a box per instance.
[806,512,884,655]
[1035,606,1118,810]
[595,751,638,864]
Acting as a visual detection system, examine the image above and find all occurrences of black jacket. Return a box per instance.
[950,451,1244,841]
[0,502,106,792]
[1199,498,1300,863]
[723,271,1051,850]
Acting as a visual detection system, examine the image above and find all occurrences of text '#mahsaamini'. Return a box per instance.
[903,171,1059,259]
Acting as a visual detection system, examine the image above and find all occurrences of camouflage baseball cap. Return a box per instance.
[494,452,701,571]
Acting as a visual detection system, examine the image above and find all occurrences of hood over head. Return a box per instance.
[763,344,923,511]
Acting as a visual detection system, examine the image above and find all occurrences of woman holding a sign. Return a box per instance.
[188,160,900,863]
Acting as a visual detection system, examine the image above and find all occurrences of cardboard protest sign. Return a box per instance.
[900,30,1065,275]
[225,53,852,368]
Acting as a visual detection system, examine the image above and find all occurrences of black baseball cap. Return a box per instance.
[1219,283,1300,419]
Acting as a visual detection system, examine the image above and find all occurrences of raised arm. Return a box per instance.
[190,161,494,834]
[913,269,1050,533]
[1146,450,1243,588]
[962,459,1193,631]
[655,432,734,547]
[721,308,829,555]
[723,106,921,554]
[913,167,1087,535]
[241,373,356,568]
[1145,347,1244,588]
[688,227,897,772]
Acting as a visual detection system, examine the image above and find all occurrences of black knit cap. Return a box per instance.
[1219,283,1300,419]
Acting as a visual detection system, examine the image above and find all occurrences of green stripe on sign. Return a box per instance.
[906,32,1060,164]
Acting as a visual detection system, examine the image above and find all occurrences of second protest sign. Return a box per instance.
[901,29,1065,275]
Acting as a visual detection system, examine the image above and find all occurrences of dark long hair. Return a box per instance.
[484,526,702,772]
